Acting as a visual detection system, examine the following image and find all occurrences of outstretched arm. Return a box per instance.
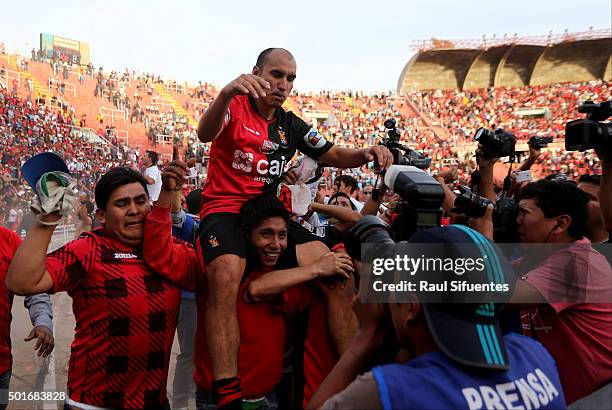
[319,145,393,170]
[246,251,353,302]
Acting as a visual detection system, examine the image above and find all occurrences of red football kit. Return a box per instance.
[0,227,21,374]
[46,229,181,409]
[145,206,327,401]
[200,95,333,218]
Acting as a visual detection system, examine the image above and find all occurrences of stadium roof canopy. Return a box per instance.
[397,29,612,93]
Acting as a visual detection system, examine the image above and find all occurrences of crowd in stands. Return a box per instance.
[409,80,611,140]
[1,75,608,228]
[0,86,142,229]
[1,44,610,410]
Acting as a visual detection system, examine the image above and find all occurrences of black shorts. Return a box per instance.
[198,213,321,265]
[198,213,248,265]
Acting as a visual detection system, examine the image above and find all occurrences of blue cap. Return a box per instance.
[21,152,70,190]
[408,225,515,370]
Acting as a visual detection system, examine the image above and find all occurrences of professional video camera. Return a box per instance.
[452,186,518,243]
[565,100,611,155]
[474,127,517,158]
[381,119,431,169]
[528,136,553,150]
[344,165,444,259]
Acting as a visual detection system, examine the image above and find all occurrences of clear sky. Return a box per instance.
[1,0,610,92]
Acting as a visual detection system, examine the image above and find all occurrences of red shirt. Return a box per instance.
[201,95,333,218]
[46,229,181,409]
[144,206,334,401]
[519,238,612,404]
[145,207,291,398]
[193,272,290,399]
[0,227,21,374]
[281,285,338,408]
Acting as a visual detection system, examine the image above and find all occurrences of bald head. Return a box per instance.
[255,48,295,70]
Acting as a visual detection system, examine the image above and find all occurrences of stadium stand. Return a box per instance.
[0,30,609,226]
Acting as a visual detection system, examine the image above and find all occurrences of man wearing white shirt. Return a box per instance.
[142,150,162,202]
[327,175,364,212]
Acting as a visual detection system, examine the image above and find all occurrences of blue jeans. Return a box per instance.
[0,369,11,410]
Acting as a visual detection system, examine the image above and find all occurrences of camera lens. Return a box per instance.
[454,191,490,218]
[474,127,487,141]
[384,119,396,129]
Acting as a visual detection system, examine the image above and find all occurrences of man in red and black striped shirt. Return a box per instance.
[7,168,182,409]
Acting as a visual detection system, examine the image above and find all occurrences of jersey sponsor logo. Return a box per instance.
[232,150,288,179]
[114,252,138,259]
[461,367,560,410]
[243,124,261,136]
[304,129,327,149]
[232,150,254,173]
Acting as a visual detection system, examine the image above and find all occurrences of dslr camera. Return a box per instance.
[344,165,445,260]
[381,119,431,169]
[452,186,518,243]
[474,127,517,158]
[528,136,553,150]
[565,100,611,155]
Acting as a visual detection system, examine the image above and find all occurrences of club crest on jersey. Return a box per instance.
[208,236,220,248]
[304,129,326,149]
[278,127,288,145]
[232,150,253,173]
[260,139,279,154]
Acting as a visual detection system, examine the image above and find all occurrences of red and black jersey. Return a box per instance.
[201,95,333,218]
[0,226,21,374]
[46,229,181,409]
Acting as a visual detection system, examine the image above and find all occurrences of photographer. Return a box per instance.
[577,175,609,244]
[308,225,566,410]
[495,180,610,406]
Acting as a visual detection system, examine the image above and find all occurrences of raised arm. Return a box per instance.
[475,146,498,203]
[6,215,57,295]
[144,161,200,291]
[518,144,541,172]
[198,74,271,143]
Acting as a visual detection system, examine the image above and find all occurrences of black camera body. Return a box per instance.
[452,186,519,243]
[344,166,444,260]
[381,119,431,169]
[565,100,611,154]
[528,136,553,150]
[474,127,517,158]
